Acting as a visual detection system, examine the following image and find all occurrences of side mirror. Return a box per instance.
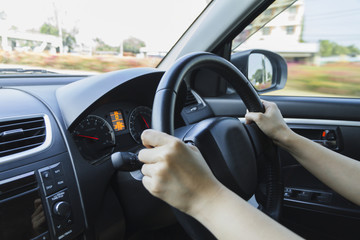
[248,53,273,91]
[231,49,287,93]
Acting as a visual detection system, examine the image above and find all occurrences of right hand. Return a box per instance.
[245,100,293,146]
[138,129,224,215]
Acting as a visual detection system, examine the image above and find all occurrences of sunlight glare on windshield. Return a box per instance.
[0,0,209,74]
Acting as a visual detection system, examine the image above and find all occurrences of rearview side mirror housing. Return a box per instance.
[231,49,287,93]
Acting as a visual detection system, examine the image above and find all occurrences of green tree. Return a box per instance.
[252,69,264,84]
[320,40,360,57]
[93,38,119,53]
[63,28,78,52]
[319,40,334,57]
[348,45,360,56]
[123,36,145,54]
[40,23,59,36]
[39,23,77,52]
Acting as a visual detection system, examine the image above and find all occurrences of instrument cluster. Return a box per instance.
[71,102,152,164]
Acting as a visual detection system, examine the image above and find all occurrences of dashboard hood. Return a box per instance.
[56,68,162,129]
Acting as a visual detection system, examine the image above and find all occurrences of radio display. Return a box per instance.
[0,173,49,239]
[110,110,126,132]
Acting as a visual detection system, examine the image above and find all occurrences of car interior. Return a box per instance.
[1,0,360,239]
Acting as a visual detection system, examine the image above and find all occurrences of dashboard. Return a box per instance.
[2,59,360,240]
[71,103,152,164]
[0,68,200,240]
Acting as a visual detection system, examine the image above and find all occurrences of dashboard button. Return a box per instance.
[32,231,50,240]
[41,171,51,180]
[65,217,73,226]
[297,191,312,201]
[55,179,66,191]
[52,163,64,177]
[53,201,71,218]
[44,181,56,195]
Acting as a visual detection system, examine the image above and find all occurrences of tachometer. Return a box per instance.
[129,106,152,144]
[72,115,115,162]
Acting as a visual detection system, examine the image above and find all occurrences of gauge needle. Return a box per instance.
[141,115,150,129]
[77,134,99,140]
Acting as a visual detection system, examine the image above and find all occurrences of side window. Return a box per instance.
[232,0,360,98]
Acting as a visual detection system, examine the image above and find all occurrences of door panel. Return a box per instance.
[204,95,360,239]
[206,95,360,121]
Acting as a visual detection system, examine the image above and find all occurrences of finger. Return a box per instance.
[245,112,252,124]
[245,112,261,124]
[32,210,44,223]
[262,100,276,111]
[261,99,270,105]
[32,204,43,215]
[187,144,199,152]
[141,129,177,148]
[34,198,41,208]
[142,175,153,194]
[141,163,156,177]
[138,146,172,164]
[245,118,252,125]
[138,147,162,164]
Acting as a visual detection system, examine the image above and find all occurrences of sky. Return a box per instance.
[302,0,360,47]
[1,0,360,50]
[0,0,208,50]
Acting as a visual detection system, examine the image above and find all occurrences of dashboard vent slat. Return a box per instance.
[0,143,43,156]
[184,90,198,107]
[0,117,46,158]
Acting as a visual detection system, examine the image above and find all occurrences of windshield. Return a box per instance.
[232,0,297,51]
[0,0,209,74]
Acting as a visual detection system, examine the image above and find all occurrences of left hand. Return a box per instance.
[138,129,224,215]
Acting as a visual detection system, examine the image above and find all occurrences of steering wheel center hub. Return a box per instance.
[182,117,257,200]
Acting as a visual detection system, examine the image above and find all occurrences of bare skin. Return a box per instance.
[138,100,360,239]
[245,100,360,206]
[138,130,301,239]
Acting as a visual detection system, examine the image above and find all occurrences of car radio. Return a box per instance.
[0,162,76,240]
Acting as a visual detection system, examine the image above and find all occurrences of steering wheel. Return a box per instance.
[152,52,282,239]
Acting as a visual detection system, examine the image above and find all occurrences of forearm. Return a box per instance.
[188,185,301,240]
[280,131,360,205]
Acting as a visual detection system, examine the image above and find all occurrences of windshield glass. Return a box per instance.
[233,0,360,98]
[0,0,209,74]
[232,0,297,51]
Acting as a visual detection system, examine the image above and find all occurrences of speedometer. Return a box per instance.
[72,115,115,162]
[129,106,152,144]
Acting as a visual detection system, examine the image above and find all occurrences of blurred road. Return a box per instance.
[0,63,99,75]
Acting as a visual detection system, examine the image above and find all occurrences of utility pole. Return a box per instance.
[53,1,63,53]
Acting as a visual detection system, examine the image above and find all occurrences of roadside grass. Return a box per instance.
[0,50,161,73]
[265,62,360,98]
[1,51,360,98]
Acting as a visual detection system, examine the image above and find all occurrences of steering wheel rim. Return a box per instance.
[152,52,281,239]
[152,52,264,135]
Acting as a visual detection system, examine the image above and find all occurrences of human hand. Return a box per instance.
[31,198,46,234]
[138,129,224,215]
[245,100,293,147]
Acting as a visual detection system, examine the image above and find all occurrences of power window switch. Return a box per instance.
[297,191,312,201]
[314,193,332,204]
[284,188,294,198]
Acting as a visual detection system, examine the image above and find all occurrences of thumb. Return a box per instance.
[245,112,262,125]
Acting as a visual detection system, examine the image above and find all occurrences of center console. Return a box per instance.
[0,153,85,240]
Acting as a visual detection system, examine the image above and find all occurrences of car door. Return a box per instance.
[190,0,360,239]
[198,75,360,240]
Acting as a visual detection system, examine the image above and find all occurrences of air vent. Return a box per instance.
[185,90,198,107]
[0,116,47,158]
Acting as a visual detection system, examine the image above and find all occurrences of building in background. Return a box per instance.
[0,12,62,53]
[236,0,319,64]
